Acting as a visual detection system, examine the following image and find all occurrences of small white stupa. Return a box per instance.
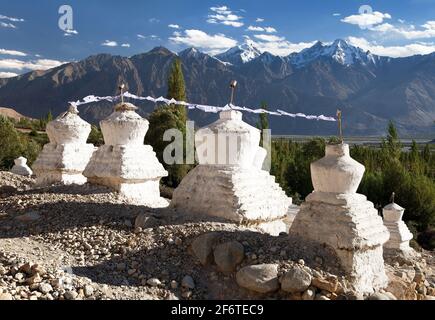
[83,95,168,207]
[10,157,33,177]
[289,142,390,294]
[383,194,416,256]
[171,108,291,235]
[33,105,95,186]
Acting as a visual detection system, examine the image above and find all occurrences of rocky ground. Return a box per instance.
[0,171,434,301]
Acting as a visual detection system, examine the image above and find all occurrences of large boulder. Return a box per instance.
[213,241,244,272]
[281,266,312,293]
[236,264,279,293]
[191,233,220,266]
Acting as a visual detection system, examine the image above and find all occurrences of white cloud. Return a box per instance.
[0,58,67,71]
[247,26,264,32]
[172,31,181,37]
[121,43,130,48]
[168,24,180,29]
[264,27,277,33]
[333,13,341,17]
[347,36,435,57]
[0,14,24,22]
[64,29,78,36]
[210,6,231,15]
[253,34,285,42]
[207,5,243,28]
[101,40,118,47]
[369,20,435,40]
[245,36,316,56]
[149,18,160,23]
[221,20,243,27]
[256,18,264,23]
[0,72,18,78]
[0,22,16,28]
[0,49,27,57]
[169,29,237,55]
[0,14,24,29]
[137,34,160,40]
[341,11,391,29]
[248,26,277,33]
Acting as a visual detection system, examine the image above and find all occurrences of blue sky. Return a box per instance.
[1,0,435,77]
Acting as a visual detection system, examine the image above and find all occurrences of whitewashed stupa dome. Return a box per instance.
[100,102,149,146]
[195,109,260,167]
[383,202,405,222]
[311,143,365,194]
[46,105,91,144]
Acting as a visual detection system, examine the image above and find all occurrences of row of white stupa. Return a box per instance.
[12,100,416,294]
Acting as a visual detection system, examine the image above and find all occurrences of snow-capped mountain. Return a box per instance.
[289,39,383,68]
[215,41,262,65]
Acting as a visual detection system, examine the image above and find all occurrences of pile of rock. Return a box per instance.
[0,254,99,300]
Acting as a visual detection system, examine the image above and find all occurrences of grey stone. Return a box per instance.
[0,292,12,300]
[39,283,53,294]
[15,211,40,222]
[191,232,219,265]
[281,266,312,293]
[214,241,244,272]
[301,287,316,300]
[64,290,78,300]
[236,264,279,293]
[84,285,94,297]
[368,292,394,300]
[182,276,195,289]
[147,278,162,287]
[134,214,159,229]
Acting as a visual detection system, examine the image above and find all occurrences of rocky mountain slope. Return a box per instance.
[0,40,434,136]
[0,107,33,121]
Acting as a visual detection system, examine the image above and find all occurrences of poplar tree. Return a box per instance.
[146,58,189,187]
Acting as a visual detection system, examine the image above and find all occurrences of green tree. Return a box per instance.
[145,58,189,187]
[384,120,402,159]
[0,116,22,169]
[0,116,41,169]
[257,101,269,146]
[46,110,53,123]
[87,125,104,146]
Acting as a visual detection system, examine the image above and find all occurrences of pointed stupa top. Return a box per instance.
[100,100,149,146]
[46,104,91,144]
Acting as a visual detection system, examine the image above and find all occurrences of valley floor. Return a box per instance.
[0,171,434,300]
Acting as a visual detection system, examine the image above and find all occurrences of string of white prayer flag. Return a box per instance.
[69,92,336,122]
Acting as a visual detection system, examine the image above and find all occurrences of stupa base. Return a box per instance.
[289,191,389,294]
[171,165,291,235]
[87,177,169,208]
[36,172,87,186]
[33,143,95,186]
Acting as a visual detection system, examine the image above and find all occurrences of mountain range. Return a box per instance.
[0,39,434,136]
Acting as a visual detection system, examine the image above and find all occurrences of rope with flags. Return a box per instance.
[69,92,337,122]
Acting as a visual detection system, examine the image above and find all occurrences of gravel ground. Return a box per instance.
[0,171,434,300]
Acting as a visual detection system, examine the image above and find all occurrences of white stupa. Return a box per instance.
[289,143,390,294]
[383,197,416,257]
[33,105,95,186]
[171,109,292,235]
[10,157,33,177]
[83,101,168,207]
